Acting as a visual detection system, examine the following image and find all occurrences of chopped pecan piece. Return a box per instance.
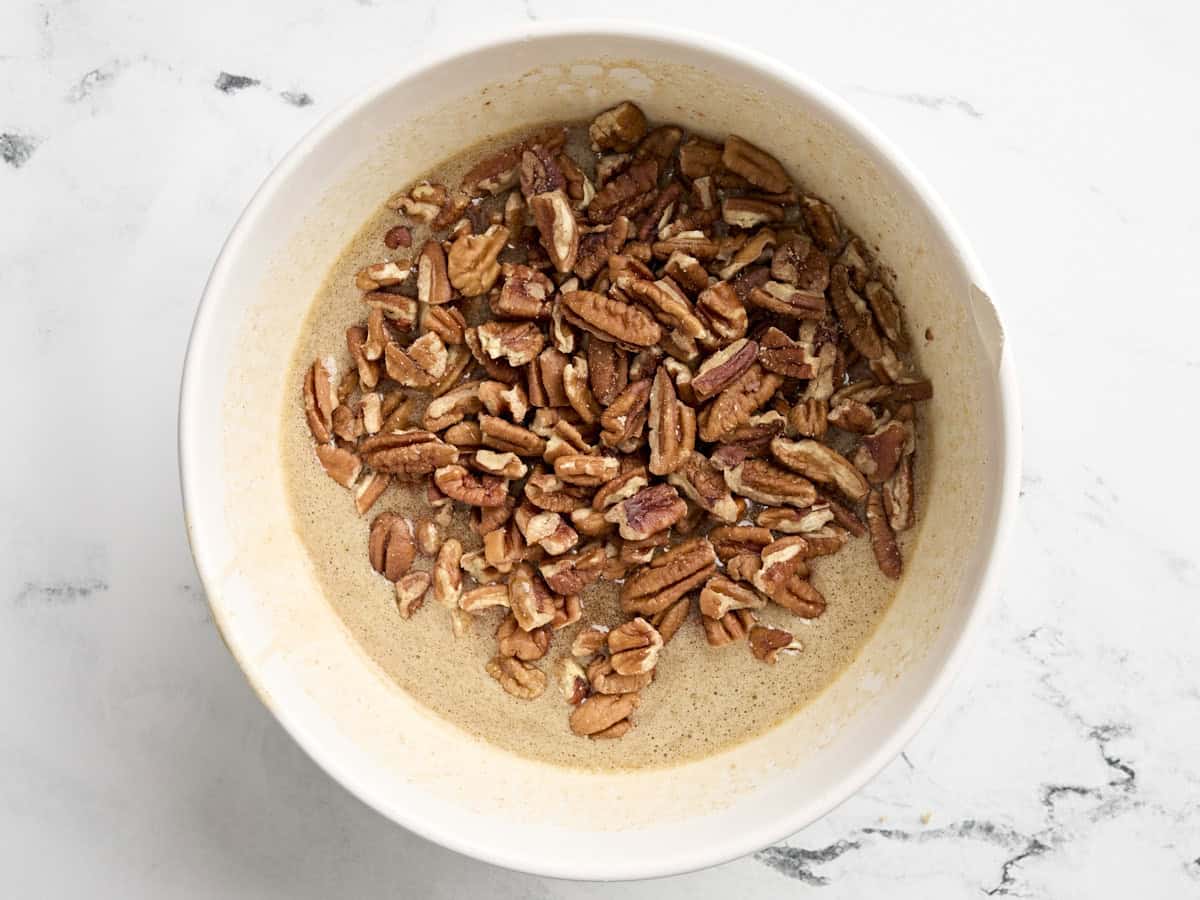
[853,420,913,484]
[476,320,545,367]
[617,275,708,340]
[571,624,610,659]
[587,656,652,695]
[649,596,691,644]
[828,398,878,434]
[367,513,415,581]
[599,378,652,449]
[620,537,718,615]
[525,511,579,556]
[668,451,739,522]
[722,197,785,229]
[725,553,762,584]
[479,414,545,456]
[699,575,766,619]
[561,290,662,350]
[570,692,639,737]
[634,125,682,166]
[359,430,458,475]
[771,437,869,502]
[479,379,531,422]
[507,562,556,631]
[303,358,338,444]
[420,303,466,346]
[748,281,827,319]
[702,609,756,647]
[394,571,430,619]
[605,483,687,541]
[433,464,507,507]
[589,101,647,152]
[473,449,527,479]
[355,259,411,292]
[868,489,902,579]
[353,470,390,515]
[586,338,629,406]
[496,613,550,661]
[486,655,547,700]
[539,542,607,595]
[724,458,817,508]
[663,251,710,294]
[788,397,829,440]
[483,519,526,572]
[651,230,719,260]
[696,281,748,345]
[554,453,619,487]
[697,363,783,443]
[431,538,463,608]
[756,505,836,534]
[691,339,758,402]
[422,381,484,431]
[560,355,601,424]
[829,264,884,360]
[494,264,553,318]
[556,658,590,704]
[530,189,580,273]
[748,626,802,663]
[429,345,473,396]
[447,225,508,296]
[883,454,915,532]
[416,240,453,305]
[589,159,657,225]
[722,135,791,193]
[519,145,565,198]
[461,584,512,614]
[802,196,842,251]
[771,573,827,618]
[525,470,589,513]
[772,234,830,292]
[592,467,649,510]
[708,525,773,562]
[365,291,418,328]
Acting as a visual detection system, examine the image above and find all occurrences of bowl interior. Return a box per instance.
[181,25,1015,879]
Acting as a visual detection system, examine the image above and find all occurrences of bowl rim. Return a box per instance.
[179,18,1021,881]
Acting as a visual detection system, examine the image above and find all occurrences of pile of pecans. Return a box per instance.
[301,101,932,740]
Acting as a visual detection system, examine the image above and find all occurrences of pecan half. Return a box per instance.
[708,525,773,562]
[359,430,458,475]
[433,464,507,507]
[605,483,688,541]
[756,505,836,534]
[830,264,884,360]
[608,617,663,676]
[364,291,418,328]
[589,159,657,225]
[691,339,758,402]
[649,597,691,645]
[569,692,640,737]
[748,281,827,320]
[648,366,694,475]
[788,397,828,440]
[724,458,817,508]
[699,575,766,619]
[508,563,556,631]
[771,437,869,502]
[852,420,913,484]
[587,656,652,695]
[697,363,783,443]
[432,538,463,608]
[802,196,842,251]
[479,414,545,456]
[561,290,663,350]
[770,572,827,618]
[540,542,607,595]
[867,489,902,579]
[496,613,550,661]
[589,101,647,152]
[667,451,739,523]
[599,378,652,449]
[696,281,748,345]
[554,453,619,487]
[587,338,629,405]
[757,326,818,379]
[620,537,718,615]
[749,626,802,664]
[303,358,338,444]
[617,275,708,340]
[368,513,415,581]
[447,225,508,296]
[722,135,791,193]
[486,655,547,700]
[772,234,830,292]
[394,570,430,619]
[702,609,756,647]
[530,189,580,273]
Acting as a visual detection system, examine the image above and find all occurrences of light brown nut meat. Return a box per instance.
[414,517,441,555]
[722,135,791,193]
[569,692,639,736]
[359,431,458,476]
[496,613,550,661]
[482,519,526,571]
[587,656,653,695]
[863,281,907,349]
[525,511,578,556]
[618,532,670,565]
[460,549,505,585]
[494,264,553,318]
[364,291,418,329]
[315,443,362,488]
[550,592,582,630]
[394,571,430,619]
[867,489,903,579]
[699,575,766,619]
[561,290,663,350]
[617,275,708,341]
[367,513,415,582]
[788,397,829,440]
[571,624,610,658]
[648,366,692,475]
[691,339,759,402]
[535,349,569,408]
[749,625,802,664]
[592,468,649,510]
[554,454,620,487]
[599,378,652,448]
[702,609,757,647]
[561,356,602,424]
[605,483,688,541]
[303,357,338,444]
[697,363,783,443]
[355,259,411,292]
[570,506,614,538]
[829,264,884,361]
[756,505,836,534]
[519,145,565,198]
[432,538,463,608]
[530,189,580,273]
[725,410,786,455]
[476,320,545,367]
[708,525,773,562]
[420,303,466,346]
[556,658,590,705]
[651,230,720,261]
[772,573,827,618]
[853,420,913,484]
[485,655,547,700]
[883,454,915,532]
[679,136,724,179]
[479,380,531,422]
[461,584,511,614]
[608,617,663,676]
[696,281,748,345]
[525,471,589,513]
[589,101,647,152]
[421,381,484,431]
[508,563,556,631]
[433,464,507,507]
[668,451,739,523]
[387,181,446,222]
[428,345,473,397]
[479,414,545,456]
[663,251,711,294]
[753,537,812,594]
[620,537,718,615]
[448,225,509,296]
[748,281,827,320]
[718,228,776,281]
[416,240,453,305]
[771,437,870,502]
[346,325,380,389]
[474,449,527,479]
[725,553,762,584]
[353,470,390,515]
[827,398,878,434]
[589,159,658,225]
[649,597,691,645]
[722,197,785,229]
[724,458,818,508]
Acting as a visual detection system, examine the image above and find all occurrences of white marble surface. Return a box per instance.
[2,0,1198,896]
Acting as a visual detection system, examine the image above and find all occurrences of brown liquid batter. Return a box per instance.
[280,123,915,770]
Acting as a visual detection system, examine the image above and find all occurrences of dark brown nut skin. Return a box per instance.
[589,101,648,152]
[691,339,758,402]
[722,135,791,193]
[620,537,718,616]
[497,614,551,661]
[749,625,798,664]
[359,431,459,475]
[702,609,757,647]
[605,483,688,541]
[433,464,508,507]
[868,489,903,579]
[708,525,774,562]
[589,159,658,225]
[539,543,607,595]
[561,290,663,351]
[697,363,783,443]
[667,451,739,523]
[587,338,629,406]
[829,264,885,361]
[648,366,694,476]
[599,378,652,449]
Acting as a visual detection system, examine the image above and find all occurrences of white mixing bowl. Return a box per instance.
[180,21,1020,880]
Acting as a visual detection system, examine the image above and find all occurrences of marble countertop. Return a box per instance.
[3,0,1198,896]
